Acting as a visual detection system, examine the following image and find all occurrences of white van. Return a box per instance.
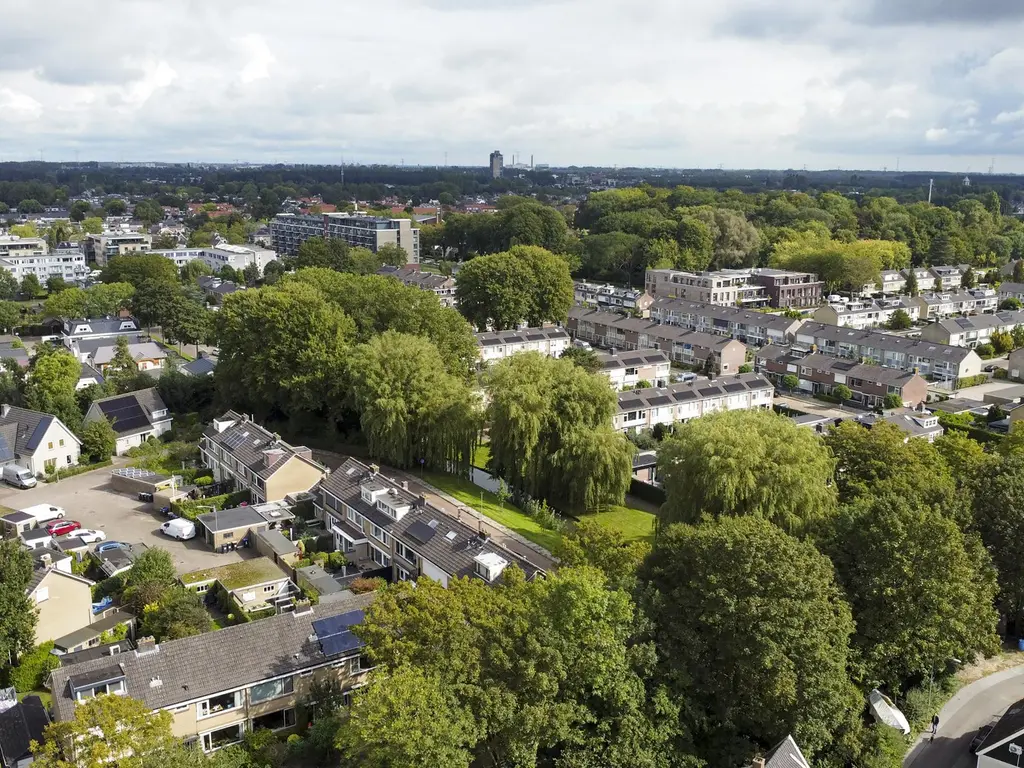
[3,465,36,489]
[160,518,196,540]
[20,504,67,524]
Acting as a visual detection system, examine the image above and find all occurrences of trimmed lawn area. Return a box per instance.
[422,472,562,553]
[22,688,52,708]
[586,505,657,544]
[472,443,491,469]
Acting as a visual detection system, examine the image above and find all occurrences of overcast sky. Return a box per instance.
[1,0,1022,171]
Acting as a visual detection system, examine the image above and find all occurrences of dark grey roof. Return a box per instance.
[930,398,983,414]
[49,593,375,722]
[182,357,217,376]
[62,317,140,336]
[321,457,544,581]
[0,696,49,767]
[0,405,67,455]
[0,345,29,367]
[53,611,134,653]
[58,640,135,666]
[296,564,344,595]
[616,373,773,412]
[596,349,670,370]
[92,388,169,436]
[1,511,32,524]
[475,327,569,346]
[203,413,321,481]
[197,505,264,532]
[632,450,658,469]
[568,307,743,352]
[795,322,973,363]
[648,297,803,333]
[782,352,919,386]
[79,362,105,384]
[977,698,1024,762]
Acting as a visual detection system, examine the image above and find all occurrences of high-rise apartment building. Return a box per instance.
[270,213,420,264]
[83,232,152,266]
[489,150,504,179]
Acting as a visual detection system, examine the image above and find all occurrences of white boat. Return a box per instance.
[869,689,911,735]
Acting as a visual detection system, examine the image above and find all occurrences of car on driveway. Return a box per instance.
[46,519,81,537]
[970,724,994,753]
[76,529,107,544]
[96,541,132,554]
[160,519,196,541]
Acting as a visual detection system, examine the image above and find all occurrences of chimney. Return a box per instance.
[401,480,409,491]
[149,676,163,688]
[752,759,765,768]
[0,404,9,418]
[135,637,159,657]
[369,463,379,475]
[263,448,285,467]
[39,552,52,567]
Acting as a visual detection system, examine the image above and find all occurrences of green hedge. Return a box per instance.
[629,478,665,506]
[172,490,251,520]
[957,374,988,388]
[44,458,112,483]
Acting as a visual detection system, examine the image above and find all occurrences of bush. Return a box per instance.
[171,489,251,520]
[350,577,385,594]
[975,344,996,359]
[9,642,61,693]
[44,458,112,483]
[194,475,213,486]
[956,374,988,388]
[995,367,1009,379]
[325,551,347,572]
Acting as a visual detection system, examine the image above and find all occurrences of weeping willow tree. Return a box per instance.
[486,352,635,513]
[656,408,838,533]
[349,331,481,473]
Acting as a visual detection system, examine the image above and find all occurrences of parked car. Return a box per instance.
[19,504,66,524]
[160,518,196,540]
[96,541,132,554]
[2,464,36,489]
[46,519,81,537]
[970,724,994,753]
[76,529,107,544]
[984,364,999,373]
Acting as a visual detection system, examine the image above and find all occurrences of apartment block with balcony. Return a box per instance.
[615,373,774,432]
[200,412,327,504]
[645,267,821,308]
[813,297,920,330]
[648,297,804,348]
[475,327,571,364]
[792,322,982,384]
[755,347,929,408]
[271,213,420,264]
[747,268,823,308]
[573,281,654,314]
[0,235,47,258]
[567,306,747,375]
[83,232,152,266]
[317,458,545,586]
[48,595,376,750]
[151,245,278,275]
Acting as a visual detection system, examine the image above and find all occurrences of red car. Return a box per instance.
[46,519,81,537]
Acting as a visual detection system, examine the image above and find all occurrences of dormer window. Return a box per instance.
[473,552,509,582]
[68,664,127,702]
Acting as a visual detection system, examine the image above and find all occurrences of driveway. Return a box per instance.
[904,665,1024,767]
[0,466,242,574]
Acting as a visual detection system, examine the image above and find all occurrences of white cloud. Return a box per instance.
[0,0,1023,168]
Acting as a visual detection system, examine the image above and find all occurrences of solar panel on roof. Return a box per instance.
[673,390,697,401]
[526,333,545,341]
[312,610,366,637]
[699,387,722,397]
[619,398,644,410]
[320,631,364,657]
[406,520,437,545]
[221,430,248,449]
[723,382,746,392]
[648,395,672,406]
[98,399,150,433]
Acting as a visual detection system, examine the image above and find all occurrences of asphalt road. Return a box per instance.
[905,666,1024,767]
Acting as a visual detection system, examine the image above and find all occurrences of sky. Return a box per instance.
[1,0,1023,172]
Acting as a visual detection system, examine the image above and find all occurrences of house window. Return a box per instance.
[370,525,390,546]
[397,566,411,581]
[251,708,296,732]
[198,691,241,718]
[263,584,276,593]
[249,677,294,704]
[75,679,125,701]
[370,545,390,568]
[195,584,210,594]
[59,439,64,447]
[349,655,370,676]
[48,442,53,449]
[202,723,244,752]
[222,532,234,540]
[395,541,418,567]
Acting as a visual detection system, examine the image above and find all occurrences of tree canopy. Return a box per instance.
[657,409,837,533]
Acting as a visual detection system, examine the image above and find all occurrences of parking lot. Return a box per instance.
[0,465,243,574]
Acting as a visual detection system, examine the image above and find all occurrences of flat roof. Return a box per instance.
[180,557,288,590]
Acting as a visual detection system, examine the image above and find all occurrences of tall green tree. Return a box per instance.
[105,336,141,394]
[353,567,685,768]
[43,287,88,319]
[102,254,179,288]
[84,282,135,317]
[823,493,999,690]
[348,332,480,472]
[24,347,82,432]
[486,353,634,512]
[376,243,408,267]
[0,539,36,666]
[657,409,837,533]
[132,279,180,329]
[455,246,573,330]
[0,271,17,301]
[292,237,350,271]
[163,296,212,356]
[80,418,117,462]
[20,274,41,298]
[215,282,354,418]
[31,692,175,768]
[974,453,1024,621]
[639,516,860,765]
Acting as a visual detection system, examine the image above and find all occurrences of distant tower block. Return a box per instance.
[489,150,503,179]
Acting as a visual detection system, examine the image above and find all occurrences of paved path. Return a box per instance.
[904,665,1024,767]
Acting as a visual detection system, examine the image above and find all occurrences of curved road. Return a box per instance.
[905,666,1024,767]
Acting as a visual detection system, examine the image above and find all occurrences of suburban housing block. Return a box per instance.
[49,595,376,750]
[474,327,571,364]
[614,373,774,432]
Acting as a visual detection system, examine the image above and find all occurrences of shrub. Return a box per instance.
[325,551,347,572]
[995,367,1009,379]
[975,343,996,359]
[350,577,385,594]
[10,642,60,693]
[44,458,112,483]
[194,476,213,487]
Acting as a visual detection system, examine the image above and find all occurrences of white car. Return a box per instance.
[160,518,196,540]
[76,529,107,544]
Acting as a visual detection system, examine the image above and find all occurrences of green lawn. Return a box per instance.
[472,443,491,469]
[586,505,657,544]
[422,472,563,553]
[22,689,52,708]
